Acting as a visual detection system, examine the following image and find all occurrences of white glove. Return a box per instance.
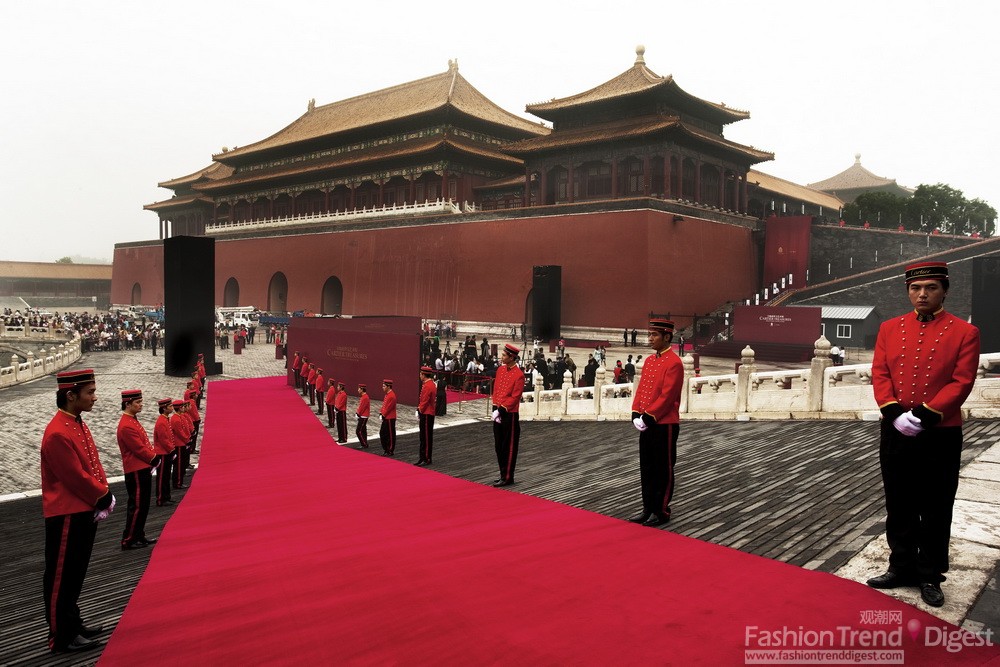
[94,494,116,522]
[892,411,924,437]
[415,410,420,418]
[632,417,648,432]
[491,409,500,422]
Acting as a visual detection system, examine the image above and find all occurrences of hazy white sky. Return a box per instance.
[1,0,996,263]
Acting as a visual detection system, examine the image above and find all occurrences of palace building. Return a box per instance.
[115,48,843,330]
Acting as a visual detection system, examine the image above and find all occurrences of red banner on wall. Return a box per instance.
[763,215,812,288]
[287,316,421,405]
[733,306,821,346]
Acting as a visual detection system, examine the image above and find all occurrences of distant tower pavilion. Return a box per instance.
[808,154,914,204]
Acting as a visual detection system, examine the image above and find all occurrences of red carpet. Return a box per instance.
[100,377,1000,665]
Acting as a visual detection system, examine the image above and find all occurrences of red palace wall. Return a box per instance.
[112,209,759,330]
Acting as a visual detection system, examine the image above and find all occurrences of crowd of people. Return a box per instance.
[1,309,164,354]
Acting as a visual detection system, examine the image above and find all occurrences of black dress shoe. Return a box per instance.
[628,512,652,524]
[492,479,513,487]
[415,460,427,466]
[643,514,670,527]
[53,634,100,653]
[79,624,104,639]
[136,537,158,546]
[920,582,945,607]
[121,541,148,551]
[866,571,918,589]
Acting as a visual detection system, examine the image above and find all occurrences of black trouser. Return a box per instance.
[879,423,962,583]
[156,451,173,504]
[380,418,396,454]
[638,423,679,519]
[327,406,335,428]
[121,469,152,546]
[309,386,316,405]
[336,410,348,442]
[356,417,368,448]
[44,512,98,651]
[317,397,324,415]
[418,414,435,462]
[493,411,520,482]
[175,445,188,487]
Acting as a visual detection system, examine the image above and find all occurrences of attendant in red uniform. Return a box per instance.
[190,369,203,410]
[185,381,201,456]
[379,379,397,456]
[325,378,337,429]
[117,389,160,550]
[170,400,193,488]
[866,261,980,608]
[335,381,349,443]
[153,398,175,506]
[291,351,302,389]
[301,359,312,396]
[415,366,437,465]
[307,363,318,405]
[491,343,525,487]
[314,368,326,415]
[356,384,370,448]
[629,319,683,527]
[41,369,114,654]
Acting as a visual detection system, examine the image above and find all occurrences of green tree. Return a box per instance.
[55,256,73,263]
[843,191,907,229]
[906,183,966,233]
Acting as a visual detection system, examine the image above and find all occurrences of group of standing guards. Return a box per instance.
[39,353,207,653]
[288,342,527,487]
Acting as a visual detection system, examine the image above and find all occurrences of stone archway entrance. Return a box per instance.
[131,282,142,305]
[321,276,343,315]
[267,272,288,313]
[224,277,240,307]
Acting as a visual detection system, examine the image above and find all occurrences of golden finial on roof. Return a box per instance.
[307,98,316,113]
[855,153,862,164]
[635,44,646,65]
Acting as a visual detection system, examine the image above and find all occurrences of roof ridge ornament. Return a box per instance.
[448,58,458,71]
[307,98,316,113]
[635,44,646,65]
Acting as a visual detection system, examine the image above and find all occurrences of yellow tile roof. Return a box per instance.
[748,170,844,209]
[216,63,547,161]
[0,261,113,280]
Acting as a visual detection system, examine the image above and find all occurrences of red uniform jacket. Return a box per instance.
[357,394,370,418]
[292,354,301,371]
[314,373,325,392]
[380,390,397,419]
[191,376,202,394]
[334,390,348,412]
[418,379,436,415]
[631,349,684,424]
[872,310,980,427]
[492,363,525,413]
[325,385,337,406]
[171,412,193,445]
[153,413,175,455]
[117,413,157,473]
[185,389,200,422]
[40,411,109,517]
[307,367,317,386]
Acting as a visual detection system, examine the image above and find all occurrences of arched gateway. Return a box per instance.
[321,277,343,315]
[268,272,288,313]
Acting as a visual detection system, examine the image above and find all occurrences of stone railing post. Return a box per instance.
[561,370,572,415]
[41,348,49,373]
[810,335,833,412]
[11,355,19,381]
[735,345,756,414]
[531,372,543,417]
[594,366,606,416]
[680,355,694,414]
[26,351,35,379]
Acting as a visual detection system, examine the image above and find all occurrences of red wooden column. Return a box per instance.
[324,189,330,212]
[349,183,356,210]
[643,156,651,196]
[538,169,547,206]
[718,169,725,208]
[694,159,702,204]
[441,170,448,201]
[523,166,530,207]
[408,175,416,205]
[663,154,672,198]
[378,179,385,206]
[611,158,618,199]
[740,173,748,214]
[290,193,297,217]
[568,163,575,203]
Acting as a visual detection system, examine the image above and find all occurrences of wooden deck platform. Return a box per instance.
[2,418,997,665]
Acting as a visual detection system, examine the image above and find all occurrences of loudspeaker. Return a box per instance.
[164,236,219,377]
[972,257,1000,354]
[531,265,561,341]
